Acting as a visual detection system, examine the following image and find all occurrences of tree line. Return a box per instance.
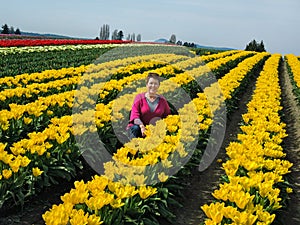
[98,24,141,41]
[245,39,266,52]
[1,24,21,35]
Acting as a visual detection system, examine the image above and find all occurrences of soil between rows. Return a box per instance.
[274,60,300,225]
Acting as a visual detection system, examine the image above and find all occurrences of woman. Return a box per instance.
[127,72,171,139]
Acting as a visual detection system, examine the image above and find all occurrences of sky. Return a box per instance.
[1,0,300,55]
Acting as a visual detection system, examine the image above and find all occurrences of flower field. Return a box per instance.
[0,40,299,225]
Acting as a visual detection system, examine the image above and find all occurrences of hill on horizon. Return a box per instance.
[20,31,79,39]
[154,38,234,51]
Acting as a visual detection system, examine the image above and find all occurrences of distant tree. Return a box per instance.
[99,24,110,40]
[176,40,182,45]
[111,29,118,40]
[131,33,135,41]
[245,39,266,52]
[183,42,195,48]
[15,28,21,35]
[117,30,124,40]
[9,26,15,34]
[1,24,9,34]
[136,34,141,42]
[257,40,266,52]
[126,33,136,41]
[169,34,176,44]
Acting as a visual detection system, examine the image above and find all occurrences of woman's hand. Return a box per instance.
[139,124,146,136]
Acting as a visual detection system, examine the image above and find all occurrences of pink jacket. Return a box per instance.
[127,92,171,128]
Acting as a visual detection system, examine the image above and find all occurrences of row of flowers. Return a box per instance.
[0,65,87,90]
[204,52,269,108]
[284,54,300,104]
[0,39,132,47]
[200,54,293,225]
[285,54,300,88]
[41,51,267,224]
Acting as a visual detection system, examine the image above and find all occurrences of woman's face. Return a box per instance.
[146,77,160,95]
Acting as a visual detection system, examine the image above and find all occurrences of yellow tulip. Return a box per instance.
[32,167,43,177]
[23,117,33,125]
[2,169,13,179]
[69,209,88,225]
[110,198,125,208]
[201,202,224,223]
[138,186,157,199]
[87,214,103,225]
[158,172,169,183]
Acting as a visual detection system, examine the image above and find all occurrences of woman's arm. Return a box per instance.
[129,94,144,125]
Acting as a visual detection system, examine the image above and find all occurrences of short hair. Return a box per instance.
[146,72,161,84]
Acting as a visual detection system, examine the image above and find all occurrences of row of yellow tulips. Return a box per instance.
[0,65,86,90]
[203,52,269,114]
[284,54,300,88]
[201,54,293,225]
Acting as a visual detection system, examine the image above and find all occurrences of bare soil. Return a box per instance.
[274,60,300,225]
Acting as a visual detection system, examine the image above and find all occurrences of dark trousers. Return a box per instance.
[128,124,142,139]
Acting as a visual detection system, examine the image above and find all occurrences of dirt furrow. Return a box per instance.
[275,59,300,225]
